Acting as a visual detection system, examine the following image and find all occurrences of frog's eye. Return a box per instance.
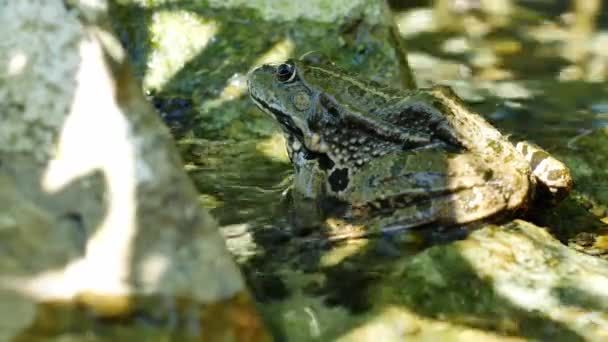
[277,63,296,83]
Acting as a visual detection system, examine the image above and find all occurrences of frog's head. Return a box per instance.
[248,58,385,153]
[248,59,327,150]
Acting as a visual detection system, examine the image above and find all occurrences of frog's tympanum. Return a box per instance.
[248,58,572,234]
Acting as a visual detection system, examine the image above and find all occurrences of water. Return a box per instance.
[109,1,608,340]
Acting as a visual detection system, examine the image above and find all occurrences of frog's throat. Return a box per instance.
[250,92,331,154]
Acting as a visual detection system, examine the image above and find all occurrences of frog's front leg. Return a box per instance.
[290,149,327,199]
[515,141,572,203]
[288,148,329,229]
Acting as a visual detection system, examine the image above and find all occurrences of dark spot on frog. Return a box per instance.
[328,168,349,192]
[319,154,335,170]
[303,149,335,170]
[327,106,340,119]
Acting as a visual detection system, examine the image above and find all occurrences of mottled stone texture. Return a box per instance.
[234,218,608,341]
[0,0,268,340]
[359,220,608,341]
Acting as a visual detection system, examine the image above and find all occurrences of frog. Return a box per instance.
[247,57,572,235]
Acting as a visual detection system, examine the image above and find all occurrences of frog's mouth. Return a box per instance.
[249,92,306,142]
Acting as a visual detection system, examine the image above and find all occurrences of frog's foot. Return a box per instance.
[363,184,515,235]
[515,141,572,203]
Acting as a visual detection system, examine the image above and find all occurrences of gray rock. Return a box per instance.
[0,0,268,340]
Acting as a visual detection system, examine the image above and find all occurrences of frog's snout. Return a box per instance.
[247,64,281,103]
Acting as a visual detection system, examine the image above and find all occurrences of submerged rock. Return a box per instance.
[233,220,608,340]
[374,220,608,340]
[0,0,268,340]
